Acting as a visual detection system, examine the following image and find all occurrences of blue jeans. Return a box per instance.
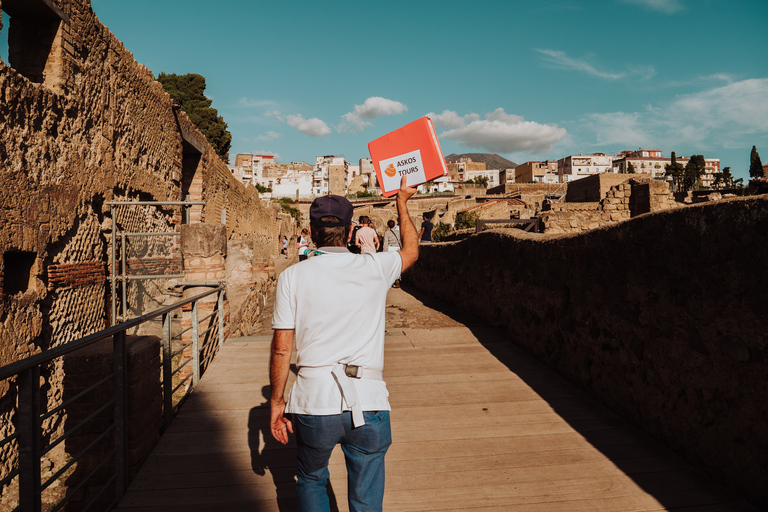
[294,411,391,512]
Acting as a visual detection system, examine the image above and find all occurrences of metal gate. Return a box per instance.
[106,200,204,326]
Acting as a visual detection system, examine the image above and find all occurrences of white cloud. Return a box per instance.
[436,108,567,154]
[585,78,768,150]
[255,131,281,142]
[285,114,332,137]
[264,110,284,122]
[535,49,655,81]
[619,0,684,14]
[428,110,479,129]
[338,96,408,133]
[586,112,655,148]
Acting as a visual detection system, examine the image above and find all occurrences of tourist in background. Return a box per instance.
[383,220,401,252]
[419,213,433,242]
[383,219,402,288]
[355,215,379,253]
[298,228,310,261]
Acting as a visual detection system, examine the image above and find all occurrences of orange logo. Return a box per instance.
[384,164,397,178]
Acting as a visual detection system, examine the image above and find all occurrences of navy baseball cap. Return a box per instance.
[309,195,354,227]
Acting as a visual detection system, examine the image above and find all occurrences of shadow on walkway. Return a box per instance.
[402,283,757,511]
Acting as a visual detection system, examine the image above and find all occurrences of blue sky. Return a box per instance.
[4,0,768,179]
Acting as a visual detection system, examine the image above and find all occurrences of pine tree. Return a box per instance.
[665,152,685,191]
[158,72,232,163]
[749,146,764,179]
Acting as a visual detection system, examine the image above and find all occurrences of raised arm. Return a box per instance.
[397,176,419,272]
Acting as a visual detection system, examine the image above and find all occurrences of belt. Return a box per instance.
[298,364,383,427]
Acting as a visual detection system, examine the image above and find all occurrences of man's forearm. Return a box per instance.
[397,195,419,270]
[269,329,294,404]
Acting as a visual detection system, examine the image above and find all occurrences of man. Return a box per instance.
[354,215,379,253]
[419,213,433,242]
[269,176,418,511]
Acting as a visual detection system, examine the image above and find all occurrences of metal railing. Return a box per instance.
[476,218,541,233]
[0,285,226,512]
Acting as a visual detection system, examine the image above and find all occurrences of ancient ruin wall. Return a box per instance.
[541,179,678,234]
[407,195,768,506]
[0,0,279,492]
[0,0,276,364]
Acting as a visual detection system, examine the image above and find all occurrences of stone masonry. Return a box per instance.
[541,178,678,234]
[407,194,768,506]
[0,0,284,503]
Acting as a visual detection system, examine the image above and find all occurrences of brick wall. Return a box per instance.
[0,0,281,500]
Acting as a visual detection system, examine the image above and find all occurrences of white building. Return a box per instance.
[270,170,314,200]
[612,149,720,186]
[557,153,614,183]
[464,169,506,188]
[231,153,276,187]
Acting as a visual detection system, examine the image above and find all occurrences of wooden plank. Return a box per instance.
[114,289,755,512]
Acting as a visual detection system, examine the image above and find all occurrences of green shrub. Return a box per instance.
[455,211,480,230]
[432,222,452,242]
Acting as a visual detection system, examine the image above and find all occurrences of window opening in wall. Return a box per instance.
[181,142,202,203]
[3,251,36,295]
[1,0,69,84]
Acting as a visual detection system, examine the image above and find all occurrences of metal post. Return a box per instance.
[113,330,128,497]
[18,366,42,512]
[111,206,117,326]
[192,301,200,386]
[121,232,127,323]
[161,312,173,432]
[217,289,225,349]
[221,209,226,225]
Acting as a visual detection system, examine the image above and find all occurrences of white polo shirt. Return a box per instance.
[271,247,402,416]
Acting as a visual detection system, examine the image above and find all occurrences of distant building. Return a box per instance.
[271,169,314,200]
[558,153,614,183]
[314,155,348,196]
[446,158,486,181]
[613,150,720,187]
[464,169,506,189]
[514,161,559,184]
[349,158,380,195]
[230,153,276,187]
[613,149,666,179]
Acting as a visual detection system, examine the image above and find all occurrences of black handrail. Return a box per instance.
[0,284,226,512]
[0,287,221,381]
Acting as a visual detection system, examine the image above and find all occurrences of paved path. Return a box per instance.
[115,285,755,511]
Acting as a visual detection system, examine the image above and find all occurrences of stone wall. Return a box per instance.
[565,173,645,203]
[0,0,278,365]
[406,195,768,506]
[0,0,281,498]
[541,179,678,234]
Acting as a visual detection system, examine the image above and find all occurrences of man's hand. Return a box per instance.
[397,175,417,201]
[270,398,293,445]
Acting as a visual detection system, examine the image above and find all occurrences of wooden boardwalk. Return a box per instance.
[115,287,755,512]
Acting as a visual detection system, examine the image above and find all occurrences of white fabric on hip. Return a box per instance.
[299,365,384,427]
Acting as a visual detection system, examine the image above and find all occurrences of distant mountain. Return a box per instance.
[444,153,518,169]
